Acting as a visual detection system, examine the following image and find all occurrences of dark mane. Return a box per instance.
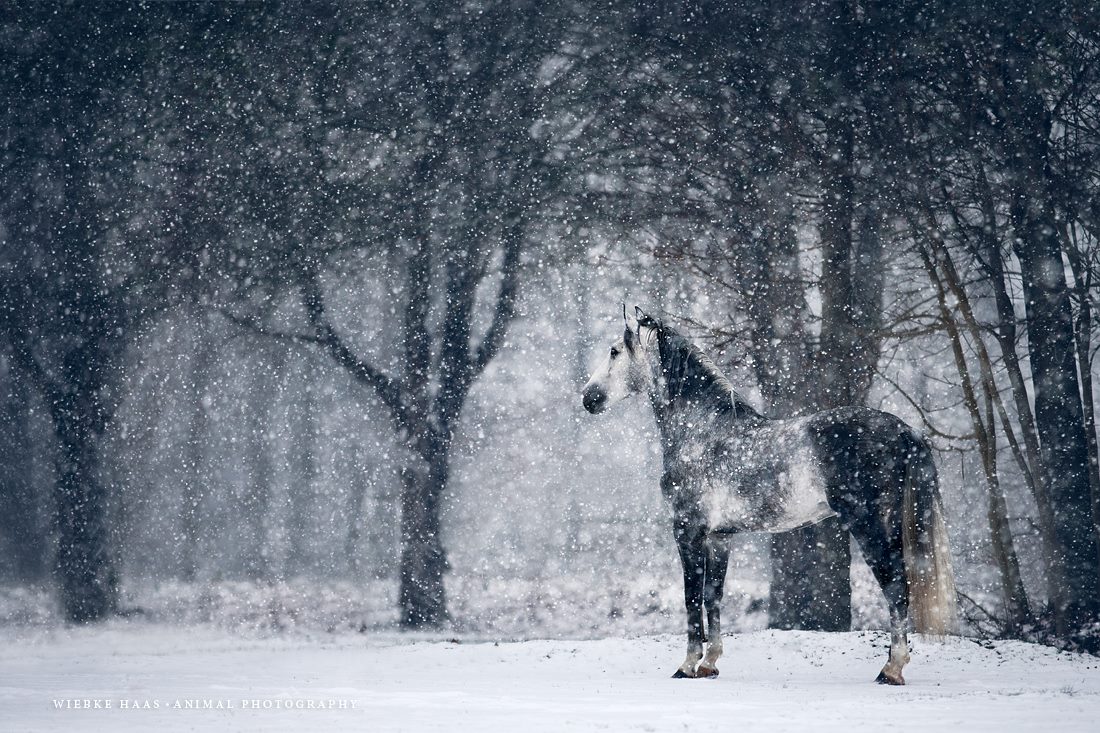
[655,325,760,419]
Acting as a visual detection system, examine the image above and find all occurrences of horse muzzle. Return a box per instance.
[582,385,608,414]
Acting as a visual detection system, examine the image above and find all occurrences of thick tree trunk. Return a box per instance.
[10,322,122,622]
[395,220,445,628]
[769,526,851,631]
[52,401,118,623]
[1012,190,1100,640]
[750,203,863,632]
[398,431,451,628]
[767,115,884,632]
[0,361,48,582]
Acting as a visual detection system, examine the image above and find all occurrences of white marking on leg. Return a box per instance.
[878,623,910,685]
[677,647,703,677]
[698,636,723,677]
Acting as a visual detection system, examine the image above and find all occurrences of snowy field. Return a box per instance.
[3,623,1099,733]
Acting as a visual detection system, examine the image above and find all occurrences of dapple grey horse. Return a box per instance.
[582,307,956,684]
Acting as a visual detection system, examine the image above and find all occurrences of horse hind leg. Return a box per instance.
[864,542,911,684]
[876,607,911,686]
[696,535,731,678]
[847,514,911,685]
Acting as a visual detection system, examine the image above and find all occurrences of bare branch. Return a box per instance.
[218,308,325,347]
[299,269,410,429]
[473,222,524,375]
[875,367,975,442]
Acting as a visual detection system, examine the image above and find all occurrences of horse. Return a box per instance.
[581,306,956,684]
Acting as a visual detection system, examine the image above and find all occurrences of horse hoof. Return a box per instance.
[875,670,905,686]
[696,665,719,678]
[672,669,695,679]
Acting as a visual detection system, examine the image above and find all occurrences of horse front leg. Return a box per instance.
[672,522,706,678]
[697,534,731,678]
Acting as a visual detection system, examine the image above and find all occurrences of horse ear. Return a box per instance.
[623,302,640,332]
[635,305,658,330]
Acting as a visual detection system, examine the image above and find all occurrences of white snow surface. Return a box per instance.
[3,623,1099,732]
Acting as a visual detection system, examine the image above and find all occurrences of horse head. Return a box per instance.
[581,305,660,414]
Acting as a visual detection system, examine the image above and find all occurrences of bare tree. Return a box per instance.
[215,2,580,626]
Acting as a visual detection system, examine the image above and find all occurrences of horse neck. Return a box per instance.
[648,381,731,443]
[646,346,723,448]
[646,388,692,444]
[645,329,762,451]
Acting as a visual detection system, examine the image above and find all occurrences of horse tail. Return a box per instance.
[901,433,958,636]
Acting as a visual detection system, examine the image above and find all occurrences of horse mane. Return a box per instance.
[654,324,760,419]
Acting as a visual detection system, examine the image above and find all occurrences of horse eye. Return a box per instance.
[610,347,620,358]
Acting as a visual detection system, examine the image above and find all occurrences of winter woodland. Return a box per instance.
[2,0,1100,665]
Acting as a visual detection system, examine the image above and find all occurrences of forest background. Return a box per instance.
[2,0,1099,652]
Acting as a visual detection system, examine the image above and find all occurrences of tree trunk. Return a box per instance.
[750,203,859,632]
[1012,189,1100,641]
[398,431,451,628]
[286,371,318,576]
[769,525,851,630]
[343,446,368,577]
[52,397,118,623]
[977,383,1032,635]
[973,169,1060,584]
[242,348,284,580]
[767,114,883,632]
[0,359,48,582]
[274,141,524,626]
[180,319,215,582]
[394,211,443,626]
[916,239,1032,633]
[9,322,122,622]
[565,268,592,563]
[1062,230,1100,562]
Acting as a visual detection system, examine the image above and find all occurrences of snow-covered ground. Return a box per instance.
[3,623,1099,732]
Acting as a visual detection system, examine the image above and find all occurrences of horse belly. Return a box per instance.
[765,500,836,533]
[766,449,836,532]
[705,444,835,533]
